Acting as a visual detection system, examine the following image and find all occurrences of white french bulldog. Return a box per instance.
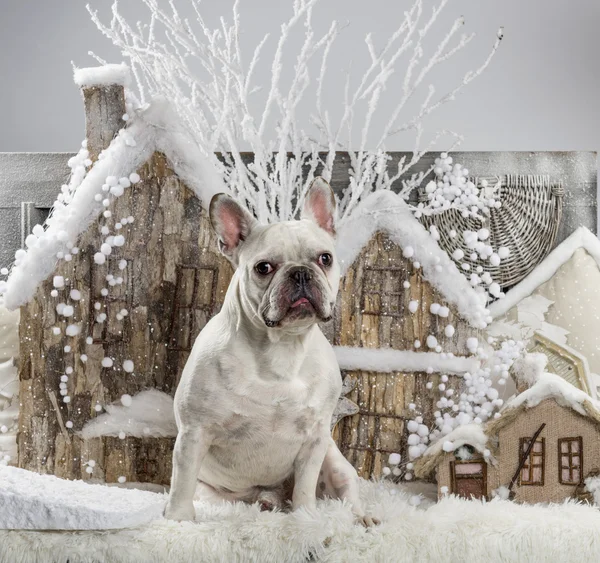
[164,177,379,526]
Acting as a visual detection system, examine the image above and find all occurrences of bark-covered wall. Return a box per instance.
[18,152,233,484]
[332,231,476,479]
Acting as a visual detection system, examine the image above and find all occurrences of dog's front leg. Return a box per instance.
[164,427,212,522]
[292,423,330,512]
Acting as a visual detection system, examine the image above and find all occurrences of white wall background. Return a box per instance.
[0,0,598,156]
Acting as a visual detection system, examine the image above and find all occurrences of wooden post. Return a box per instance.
[81,83,126,161]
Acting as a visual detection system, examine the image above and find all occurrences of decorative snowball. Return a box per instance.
[129,172,141,184]
[444,324,455,338]
[123,360,134,373]
[103,211,112,219]
[113,235,125,247]
[413,261,420,269]
[101,243,112,256]
[407,434,420,446]
[118,476,127,483]
[94,253,106,265]
[62,305,74,317]
[118,259,128,270]
[119,431,126,440]
[407,421,419,433]
[430,303,440,315]
[408,300,419,314]
[440,486,449,494]
[86,336,93,345]
[70,289,81,301]
[477,228,490,240]
[382,466,391,476]
[94,404,102,412]
[101,288,109,296]
[414,340,421,349]
[442,441,454,453]
[449,230,457,238]
[66,324,80,337]
[85,466,93,474]
[438,306,449,318]
[409,495,421,507]
[417,424,429,437]
[0,426,7,433]
[402,246,414,258]
[120,394,133,407]
[498,246,510,259]
[388,453,401,465]
[101,357,114,368]
[489,282,501,297]
[80,354,88,363]
[119,177,131,188]
[66,421,73,429]
[53,276,65,289]
[489,253,501,266]
[110,185,125,197]
[403,281,410,289]
[426,335,438,349]
[452,249,464,261]
[466,337,479,353]
[52,327,61,335]
[63,396,71,403]
[392,467,402,477]
[0,267,8,276]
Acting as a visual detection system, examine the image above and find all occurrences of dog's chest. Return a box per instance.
[214,373,327,443]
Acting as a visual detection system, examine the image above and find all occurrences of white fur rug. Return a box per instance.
[2,479,600,562]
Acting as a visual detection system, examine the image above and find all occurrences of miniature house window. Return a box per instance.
[450,459,487,500]
[519,437,545,486]
[558,437,583,485]
[361,266,405,317]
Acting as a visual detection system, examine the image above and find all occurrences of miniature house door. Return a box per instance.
[450,460,487,499]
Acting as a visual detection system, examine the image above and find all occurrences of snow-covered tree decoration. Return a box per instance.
[86,0,503,224]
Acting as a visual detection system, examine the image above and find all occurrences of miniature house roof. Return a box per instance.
[489,227,600,319]
[1,68,226,311]
[528,332,595,399]
[336,190,490,328]
[415,372,600,478]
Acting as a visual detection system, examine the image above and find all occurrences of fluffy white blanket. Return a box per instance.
[1,473,600,562]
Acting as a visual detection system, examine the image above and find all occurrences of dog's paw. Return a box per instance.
[354,512,381,527]
[164,501,196,522]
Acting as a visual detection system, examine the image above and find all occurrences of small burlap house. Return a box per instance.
[2,65,233,484]
[415,370,600,503]
[329,191,489,479]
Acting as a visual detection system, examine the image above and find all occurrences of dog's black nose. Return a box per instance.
[291,268,312,285]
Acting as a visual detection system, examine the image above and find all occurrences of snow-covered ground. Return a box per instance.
[2,466,600,562]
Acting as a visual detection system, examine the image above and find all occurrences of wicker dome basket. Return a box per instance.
[420,175,564,289]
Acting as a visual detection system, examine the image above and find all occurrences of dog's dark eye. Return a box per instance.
[318,253,333,267]
[255,261,274,275]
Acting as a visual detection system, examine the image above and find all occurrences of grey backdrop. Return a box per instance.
[0,0,598,155]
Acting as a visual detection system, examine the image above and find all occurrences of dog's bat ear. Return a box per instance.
[209,194,257,261]
[301,177,337,236]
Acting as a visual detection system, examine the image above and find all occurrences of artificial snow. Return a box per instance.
[420,423,490,463]
[80,389,177,439]
[0,466,164,530]
[335,190,489,328]
[505,372,600,418]
[3,98,227,310]
[73,63,131,88]
[334,346,480,375]
[490,227,600,318]
[2,478,600,561]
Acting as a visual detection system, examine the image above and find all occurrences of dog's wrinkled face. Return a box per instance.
[209,178,340,332]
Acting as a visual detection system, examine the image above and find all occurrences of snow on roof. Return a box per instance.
[2,99,227,310]
[336,190,490,328]
[503,372,600,419]
[489,227,600,319]
[334,346,480,375]
[73,63,131,88]
[414,423,491,478]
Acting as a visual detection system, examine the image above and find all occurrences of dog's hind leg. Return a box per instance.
[318,437,380,527]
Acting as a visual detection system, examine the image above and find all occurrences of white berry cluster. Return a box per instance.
[416,153,502,218]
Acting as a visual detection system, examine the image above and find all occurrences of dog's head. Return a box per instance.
[209,177,340,332]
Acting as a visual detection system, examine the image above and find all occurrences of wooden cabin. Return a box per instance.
[330,191,489,479]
